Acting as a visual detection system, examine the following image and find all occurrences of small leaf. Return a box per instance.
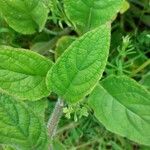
[120,0,130,14]
[52,139,66,150]
[46,25,111,103]
[0,0,48,34]
[0,93,49,150]
[64,0,123,33]
[55,36,76,59]
[88,76,150,146]
[0,46,53,100]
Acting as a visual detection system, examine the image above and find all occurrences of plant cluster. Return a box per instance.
[0,0,150,150]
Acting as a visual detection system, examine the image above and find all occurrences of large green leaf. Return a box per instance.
[46,25,111,103]
[88,76,150,146]
[25,98,48,121]
[0,93,48,150]
[0,0,48,34]
[64,0,123,33]
[0,46,53,100]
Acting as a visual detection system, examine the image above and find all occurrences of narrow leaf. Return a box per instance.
[46,25,111,103]
[0,0,48,34]
[0,46,53,100]
[64,0,123,33]
[88,76,150,146]
[0,93,48,150]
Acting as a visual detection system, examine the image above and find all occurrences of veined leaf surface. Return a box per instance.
[64,0,123,33]
[0,46,53,100]
[0,93,48,150]
[88,76,150,146]
[46,25,111,103]
[0,0,48,34]
[25,98,48,121]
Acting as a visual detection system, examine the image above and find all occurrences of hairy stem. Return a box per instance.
[47,98,64,138]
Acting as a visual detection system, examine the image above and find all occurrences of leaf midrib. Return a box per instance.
[0,68,45,77]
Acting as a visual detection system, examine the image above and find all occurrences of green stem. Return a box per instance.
[131,59,150,77]
[43,27,71,36]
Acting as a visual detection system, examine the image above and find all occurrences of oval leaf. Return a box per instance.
[46,25,111,103]
[55,36,76,59]
[0,93,48,150]
[64,0,123,33]
[0,0,48,34]
[0,46,53,100]
[88,76,150,146]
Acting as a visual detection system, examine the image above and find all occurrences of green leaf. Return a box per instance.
[120,0,130,14]
[0,0,48,34]
[0,93,48,150]
[64,0,123,33]
[0,46,53,100]
[88,76,150,146]
[25,98,48,121]
[140,72,150,91]
[46,25,111,103]
[140,146,150,150]
[55,36,76,60]
[2,146,15,150]
[52,139,66,150]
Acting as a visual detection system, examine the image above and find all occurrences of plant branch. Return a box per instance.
[47,98,64,138]
[56,122,79,135]
[43,27,72,36]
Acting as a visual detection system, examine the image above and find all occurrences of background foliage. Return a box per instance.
[0,0,150,149]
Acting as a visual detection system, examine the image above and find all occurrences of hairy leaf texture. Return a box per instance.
[0,93,49,150]
[0,46,53,100]
[46,24,111,103]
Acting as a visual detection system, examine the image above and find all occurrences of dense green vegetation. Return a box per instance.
[0,0,150,149]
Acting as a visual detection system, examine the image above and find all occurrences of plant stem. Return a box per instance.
[47,98,64,138]
[56,122,79,135]
[131,59,150,77]
[43,27,72,36]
